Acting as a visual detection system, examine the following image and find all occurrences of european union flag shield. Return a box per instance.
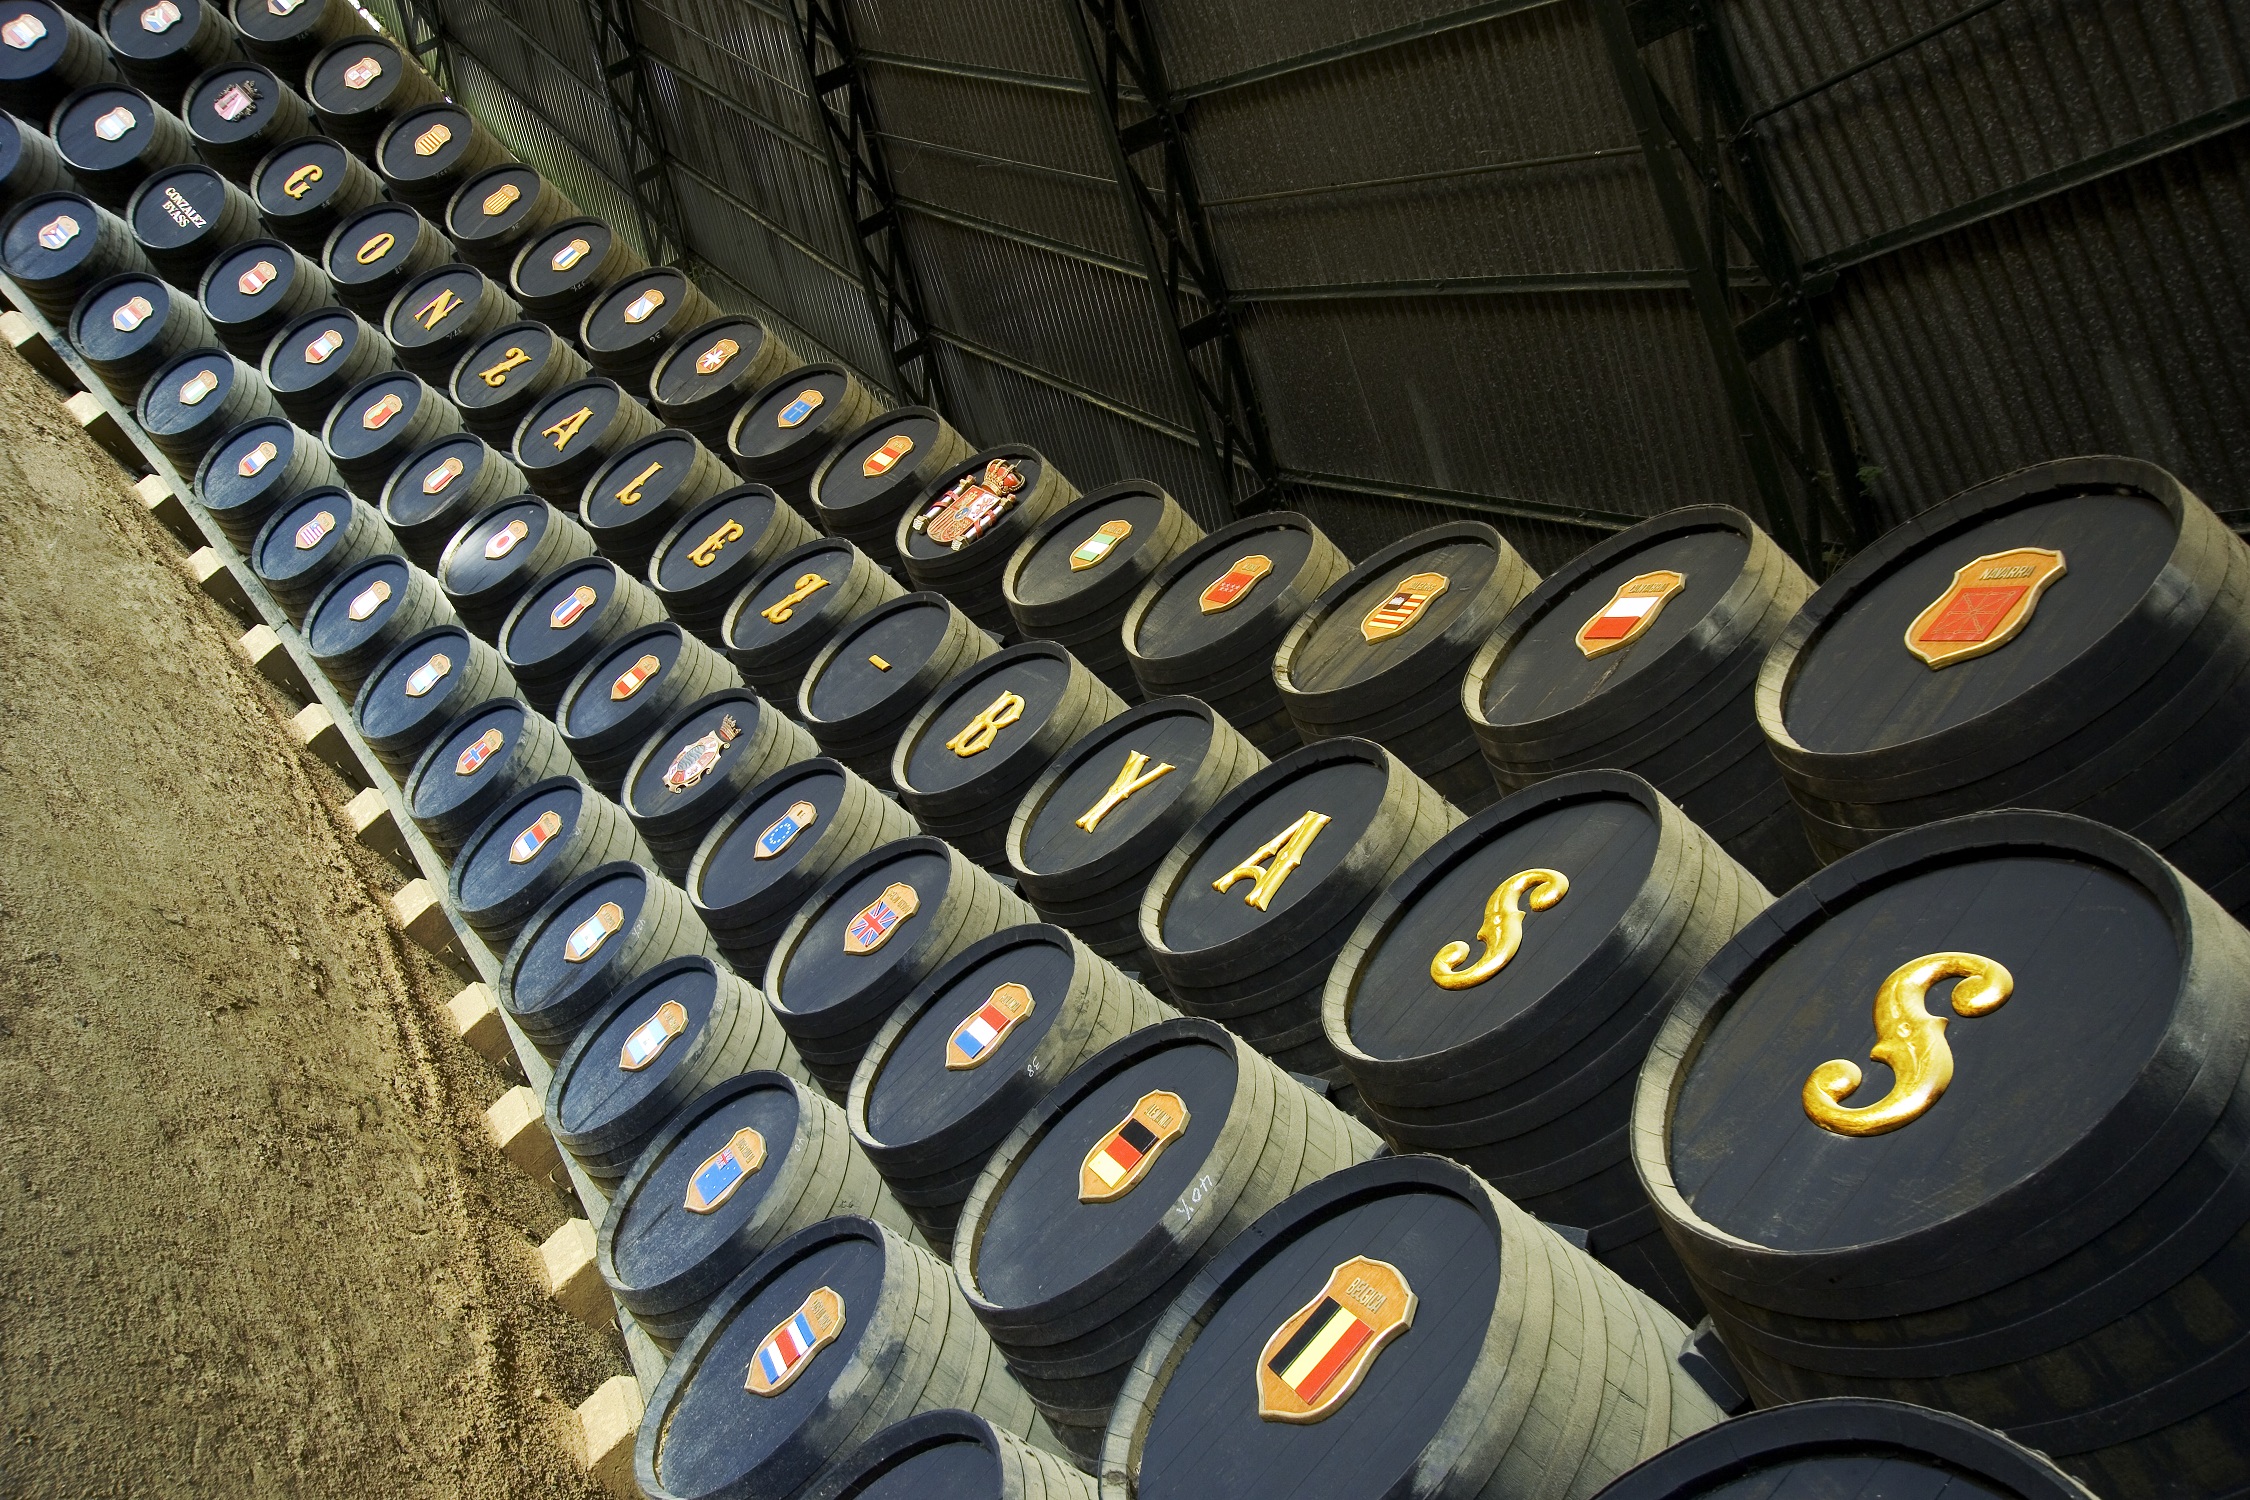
[755,799,817,858]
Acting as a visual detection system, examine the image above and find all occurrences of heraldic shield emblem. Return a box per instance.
[862,433,912,477]
[1576,569,1686,659]
[662,715,740,792]
[945,982,1034,1070]
[844,882,918,954]
[1361,571,1450,643]
[1200,554,1272,614]
[745,1286,845,1397]
[618,998,688,1071]
[755,799,817,858]
[457,726,504,775]
[1079,1089,1189,1203]
[684,1126,766,1213]
[1256,1256,1417,1424]
[695,337,738,375]
[1905,547,2067,668]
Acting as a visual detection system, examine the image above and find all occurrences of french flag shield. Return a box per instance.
[945,983,1035,1070]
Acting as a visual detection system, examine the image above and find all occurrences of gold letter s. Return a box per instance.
[1430,869,1568,990]
[1804,952,2012,1137]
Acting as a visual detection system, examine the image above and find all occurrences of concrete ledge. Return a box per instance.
[238,625,311,700]
[290,704,367,787]
[539,1219,613,1329]
[190,548,256,622]
[3,308,73,389]
[484,1085,563,1185]
[137,475,203,547]
[444,982,523,1079]
[64,389,144,473]
[346,787,412,869]
[576,1375,645,1498]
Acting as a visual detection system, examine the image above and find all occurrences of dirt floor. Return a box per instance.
[0,343,627,1496]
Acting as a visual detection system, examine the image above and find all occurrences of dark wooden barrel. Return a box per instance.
[576,265,719,382]
[50,81,196,209]
[1006,696,1268,985]
[1464,506,1817,894]
[1636,809,2250,1499]
[803,1408,1097,1500]
[1003,481,1204,704]
[954,1016,1379,1464]
[93,2,233,110]
[260,303,390,430]
[648,314,801,446]
[377,430,520,570]
[402,695,577,858]
[764,835,1038,1101]
[1098,1153,1723,1499]
[441,162,574,278]
[507,215,643,338]
[446,773,650,947]
[1274,521,1540,812]
[371,101,506,215]
[849,922,1174,1256]
[729,362,885,528]
[810,404,976,568]
[5,191,153,319]
[1,113,77,209]
[893,641,1127,870]
[631,1214,1036,1499]
[302,34,442,156]
[620,685,817,881]
[198,234,326,359]
[649,482,820,643]
[594,1079,913,1347]
[797,592,997,787]
[687,755,920,978]
[1322,770,1769,1318]
[510,374,661,504]
[228,0,367,79]
[1139,737,1460,1091]
[70,268,216,401]
[553,619,741,795]
[1759,456,2250,920]
[0,3,118,124]
[447,318,587,446]
[1587,1398,2098,1500]
[352,621,512,781]
[578,427,734,575]
[248,133,381,254]
[248,484,385,622]
[300,552,450,698]
[319,368,458,497]
[495,858,717,1059]
[125,162,258,285]
[180,61,310,183]
[193,413,339,548]
[721,538,904,713]
[496,554,665,714]
[136,343,278,469]
[898,445,1080,637]
[318,199,447,319]
[547,955,804,1185]
[436,494,595,642]
[382,261,517,383]
[1122,510,1351,756]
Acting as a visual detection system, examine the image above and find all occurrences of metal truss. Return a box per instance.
[389,0,453,92]
[578,0,692,268]
[1060,0,1277,519]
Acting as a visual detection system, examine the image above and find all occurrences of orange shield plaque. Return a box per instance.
[1199,554,1272,614]
[1575,569,1685,658]
[1256,1256,1416,1423]
[1079,1089,1189,1203]
[862,434,913,477]
[1904,547,2067,668]
[1360,571,1449,642]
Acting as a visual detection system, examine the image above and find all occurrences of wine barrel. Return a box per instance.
[629,1214,1034,1498]
[1587,1398,2097,1500]
[442,162,573,277]
[1005,696,1267,985]
[577,266,717,382]
[302,34,440,156]
[196,232,322,359]
[228,0,367,79]
[764,835,1038,1100]
[180,61,309,183]
[803,1408,1097,1500]
[1122,510,1352,756]
[402,695,577,858]
[1322,769,1768,1318]
[687,755,920,978]
[301,551,449,698]
[436,494,595,642]
[319,368,458,498]
[377,430,520,570]
[899,445,1079,637]
[496,554,664,715]
[448,317,586,445]
[124,160,255,283]
[97,0,237,100]
[0,4,117,124]
[1759,456,2250,919]
[891,640,1127,870]
[135,343,276,469]
[578,427,734,575]
[382,260,514,383]
[649,482,821,643]
[511,373,660,504]
[954,1016,1379,1464]
[797,591,998,787]
[1274,521,1540,812]
[495,858,717,1059]
[372,101,506,215]
[721,537,903,714]
[352,621,512,780]
[248,133,378,254]
[1003,481,1203,704]
[69,267,214,402]
[1,111,78,213]
[729,361,883,528]
[648,314,800,446]
[192,413,337,548]
[1139,737,1460,1091]
[446,773,650,947]
[547,954,804,1185]
[259,302,388,429]
[4,190,151,318]
[319,198,448,319]
[49,81,194,208]
[810,403,975,567]
[1463,506,1818,894]
[595,1080,914,1347]
[507,215,642,337]
[554,620,740,795]
[1099,1153,1724,1498]
[849,922,1174,1256]
[1637,809,2250,1499]
[620,685,818,881]
[247,483,384,622]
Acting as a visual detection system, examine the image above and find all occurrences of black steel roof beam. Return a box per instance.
[1203,144,1643,208]
[1279,467,1642,534]
[855,50,1092,96]
[1234,269,1695,299]
[1174,0,1561,102]
[1739,0,2018,130]
[390,0,453,92]
[578,0,692,266]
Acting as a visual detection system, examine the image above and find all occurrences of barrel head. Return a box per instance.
[381,431,491,532]
[197,415,300,529]
[453,777,587,917]
[772,840,956,1026]
[445,164,544,249]
[321,369,428,467]
[817,1428,999,1500]
[601,1072,806,1298]
[803,595,963,727]
[323,201,424,290]
[725,539,862,658]
[263,305,364,400]
[898,446,1045,565]
[71,271,171,365]
[582,266,692,365]
[501,557,618,673]
[441,496,552,609]
[1128,514,1326,671]
[812,404,943,519]
[50,84,149,175]
[732,362,858,471]
[305,35,408,117]
[582,429,705,536]
[385,263,490,359]
[510,216,614,306]
[452,320,560,416]
[3,191,99,284]
[504,863,652,1036]
[376,102,474,186]
[553,956,722,1138]
[691,759,850,921]
[409,697,528,827]
[252,485,352,589]
[559,621,684,746]
[128,164,232,262]
[356,623,474,749]
[651,316,771,426]
[1014,485,1169,603]
[201,238,304,331]
[514,375,623,478]
[896,643,1074,799]
[251,135,353,220]
[1282,526,1500,697]
[183,63,283,150]
[651,485,790,615]
[625,688,769,826]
